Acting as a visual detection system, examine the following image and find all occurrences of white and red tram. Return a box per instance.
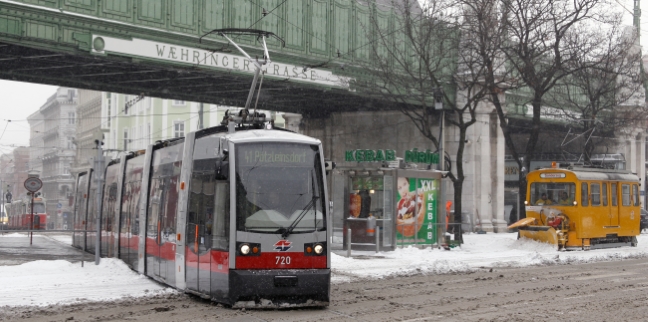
[73,117,330,307]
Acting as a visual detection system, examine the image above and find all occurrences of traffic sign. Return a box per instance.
[24,177,43,192]
[57,203,62,209]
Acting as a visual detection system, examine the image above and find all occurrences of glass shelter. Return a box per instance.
[331,166,445,251]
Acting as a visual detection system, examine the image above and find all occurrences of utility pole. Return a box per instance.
[1,179,3,231]
[93,136,105,265]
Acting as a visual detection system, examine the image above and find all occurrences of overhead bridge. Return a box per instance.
[0,0,407,116]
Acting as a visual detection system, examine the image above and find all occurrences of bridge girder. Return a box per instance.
[0,0,415,116]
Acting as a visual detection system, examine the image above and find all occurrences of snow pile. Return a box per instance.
[0,258,175,307]
[330,233,648,277]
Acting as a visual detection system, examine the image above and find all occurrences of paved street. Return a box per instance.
[0,233,88,266]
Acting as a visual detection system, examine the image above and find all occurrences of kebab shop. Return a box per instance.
[330,148,446,251]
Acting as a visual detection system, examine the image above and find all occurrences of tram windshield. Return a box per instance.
[530,182,576,206]
[235,142,325,234]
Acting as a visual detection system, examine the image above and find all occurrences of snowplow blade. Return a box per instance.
[507,217,536,230]
[518,226,559,246]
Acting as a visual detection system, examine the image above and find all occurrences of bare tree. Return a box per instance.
[471,0,616,218]
[354,0,505,241]
[548,20,647,161]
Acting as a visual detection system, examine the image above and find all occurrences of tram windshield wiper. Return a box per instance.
[278,196,319,238]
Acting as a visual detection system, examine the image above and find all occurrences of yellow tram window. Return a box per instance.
[611,183,618,206]
[602,183,608,206]
[591,183,600,206]
[581,183,589,206]
[633,184,640,206]
[622,184,631,206]
[531,182,574,206]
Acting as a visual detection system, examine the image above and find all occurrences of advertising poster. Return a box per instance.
[396,177,438,245]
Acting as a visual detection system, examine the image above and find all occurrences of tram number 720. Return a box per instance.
[276,256,291,265]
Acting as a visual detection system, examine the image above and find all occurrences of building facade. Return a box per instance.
[74,89,104,171]
[87,94,286,160]
[39,88,78,229]
[27,109,45,176]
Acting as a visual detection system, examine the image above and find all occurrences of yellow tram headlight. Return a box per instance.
[240,244,251,255]
[573,201,577,206]
[314,243,324,255]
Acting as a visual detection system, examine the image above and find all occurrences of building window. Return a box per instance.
[173,121,185,138]
[123,129,129,151]
[123,95,129,115]
[173,100,185,106]
[67,137,75,149]
[139,125,143,149]
[68,112,75,124]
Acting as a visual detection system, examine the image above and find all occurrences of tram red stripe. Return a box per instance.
[185,249,229,273]
[144,237,176,260]
[236,252,327,269]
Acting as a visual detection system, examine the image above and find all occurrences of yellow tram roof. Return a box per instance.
[530,167,639,182]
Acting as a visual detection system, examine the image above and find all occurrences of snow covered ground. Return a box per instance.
[2,232,648,307]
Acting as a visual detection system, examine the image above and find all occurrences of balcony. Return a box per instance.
[42,127,60,140]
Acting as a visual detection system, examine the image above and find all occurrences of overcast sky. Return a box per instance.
[0,1,643,155]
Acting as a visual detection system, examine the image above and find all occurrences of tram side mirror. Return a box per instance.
[324,160,336,175]
[216,161,229,180]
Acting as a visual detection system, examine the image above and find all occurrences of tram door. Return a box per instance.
[185,158,215,297]
[610,183,620,226]
[147,146,182,285]
[119,155,144,270]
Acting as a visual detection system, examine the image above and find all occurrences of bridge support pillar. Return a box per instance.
[282,113,303,134]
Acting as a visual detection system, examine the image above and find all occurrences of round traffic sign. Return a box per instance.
[24,177,43,192]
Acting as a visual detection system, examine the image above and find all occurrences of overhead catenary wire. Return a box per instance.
[0,120,11,143]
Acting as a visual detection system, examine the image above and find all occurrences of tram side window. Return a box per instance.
[591,183,600,206]
[633,184,640,206]
[602,183,608,206]
[581,183,588,206]
[211,181,230,251]
[622,184,631,206]
[611,183,618,206]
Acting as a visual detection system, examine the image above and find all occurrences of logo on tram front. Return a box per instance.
[274,240,292,252]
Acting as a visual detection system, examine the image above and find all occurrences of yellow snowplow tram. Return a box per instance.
[509,164,640,251]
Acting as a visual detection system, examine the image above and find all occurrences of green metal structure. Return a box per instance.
[0,0,450,115]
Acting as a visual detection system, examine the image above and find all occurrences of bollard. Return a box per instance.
[347,228,351,257]
[375,226,380,253]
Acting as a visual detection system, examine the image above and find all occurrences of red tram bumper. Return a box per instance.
[228,268,330,308]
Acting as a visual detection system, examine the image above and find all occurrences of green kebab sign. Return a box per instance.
[345,149,396,162]
[345,148,439,165]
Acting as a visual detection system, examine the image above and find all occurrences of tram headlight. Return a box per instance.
[304,242,326,256]
[240,244,251,255]
[237,242,261,256]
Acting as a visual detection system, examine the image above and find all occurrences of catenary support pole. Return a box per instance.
[435,87,446,248]
[94,139,105,265]
[30,192,33,245]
